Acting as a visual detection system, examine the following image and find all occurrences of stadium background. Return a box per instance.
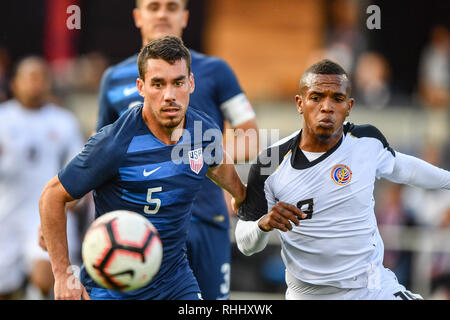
[0,0,448,299]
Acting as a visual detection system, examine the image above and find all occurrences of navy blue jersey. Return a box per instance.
[59,105,222,299]
[96,50,244,229]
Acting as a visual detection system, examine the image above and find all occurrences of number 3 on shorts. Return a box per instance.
[220,263,230,296]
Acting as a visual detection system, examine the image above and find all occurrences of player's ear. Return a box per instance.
[295,95,303,114]
[137,78,145,98]
[346,98,354,117]
[189,72,195,94]
[133,8,141,28]
[181,10,189,29]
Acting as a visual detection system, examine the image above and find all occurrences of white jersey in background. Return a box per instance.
[0,99,85,294]
[236,122,449,299]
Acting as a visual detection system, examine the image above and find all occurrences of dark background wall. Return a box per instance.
[0,0,206,65]
[367,0,449,97]
[0,0,447,99]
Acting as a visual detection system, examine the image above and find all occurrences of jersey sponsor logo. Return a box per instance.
[331,164,352,185]
[189,148,203,174]
[143,166,161,177]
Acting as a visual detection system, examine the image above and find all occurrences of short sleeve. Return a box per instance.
[62,115,86,166]
[214,59,243,104]
[220,93,256,127]
[58,128,123,199]
[96,67,118,131]
[214,60,256,127]
[192,108,224,168]
[203,132,223,168]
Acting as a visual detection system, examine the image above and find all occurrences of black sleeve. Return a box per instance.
[345,122,395,157]
[237,145,282,221]
[237,160,270,221]
[238,133,297,221]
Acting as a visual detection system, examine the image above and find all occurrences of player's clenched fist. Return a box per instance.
[258,202,307,232]
[54,273,91,300]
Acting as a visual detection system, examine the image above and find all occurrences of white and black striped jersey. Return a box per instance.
[238,122,398,288]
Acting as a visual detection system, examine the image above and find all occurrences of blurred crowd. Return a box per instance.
[305,0,449,111]
[0,0,448,300]
[0,49,109,114]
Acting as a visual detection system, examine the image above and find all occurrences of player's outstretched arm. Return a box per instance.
[206,162,246,211]
[223,118,260,163]
[384,151,450,189]
[39,175,90,300]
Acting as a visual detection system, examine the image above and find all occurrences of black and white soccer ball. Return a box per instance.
[81,210,163,292]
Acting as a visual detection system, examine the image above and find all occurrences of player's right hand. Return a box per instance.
[258,202,306,232]
[54,273,91,300]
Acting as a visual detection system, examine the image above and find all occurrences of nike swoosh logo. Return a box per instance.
[123,86,138,96]
[143,167,161,177]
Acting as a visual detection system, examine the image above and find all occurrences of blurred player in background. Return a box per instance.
[39,36,246,300]
[96,0,258,299]
[235,59,450,300]
[0,57,85,299]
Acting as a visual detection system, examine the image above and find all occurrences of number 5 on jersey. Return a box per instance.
[144,187,162,214]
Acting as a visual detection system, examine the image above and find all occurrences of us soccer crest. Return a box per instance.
[189,148,203,174]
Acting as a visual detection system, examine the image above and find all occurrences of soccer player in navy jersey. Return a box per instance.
[96,0,259,299]
[39,36,246,300]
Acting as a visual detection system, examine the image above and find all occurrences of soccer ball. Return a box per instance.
[81,210,163,292]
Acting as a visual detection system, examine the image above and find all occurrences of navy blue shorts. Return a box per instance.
[87,257,201,300]
[186,220,231,300]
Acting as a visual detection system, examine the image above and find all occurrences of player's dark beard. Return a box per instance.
[315,126,343,145]
[160,102,185,125]
[316,133,332,142]
[164,118,183,129]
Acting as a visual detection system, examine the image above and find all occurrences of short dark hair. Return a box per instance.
[300,59,351,94]
[137,35,191,80]
[136,0,188,9]
[304,59,348,77]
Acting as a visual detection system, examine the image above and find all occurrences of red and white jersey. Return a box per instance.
[0,99,84,222]
[238,122,398,288]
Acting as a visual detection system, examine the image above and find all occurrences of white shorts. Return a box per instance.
[285,267,423,300]
[0,210,80,294]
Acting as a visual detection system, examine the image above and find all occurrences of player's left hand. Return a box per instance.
[258,202,306,232]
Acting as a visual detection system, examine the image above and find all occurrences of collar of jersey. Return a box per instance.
[289,130,344,170]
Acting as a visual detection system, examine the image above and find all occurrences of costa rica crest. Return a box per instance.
[331,164,352,185]
[189,148,203,174]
